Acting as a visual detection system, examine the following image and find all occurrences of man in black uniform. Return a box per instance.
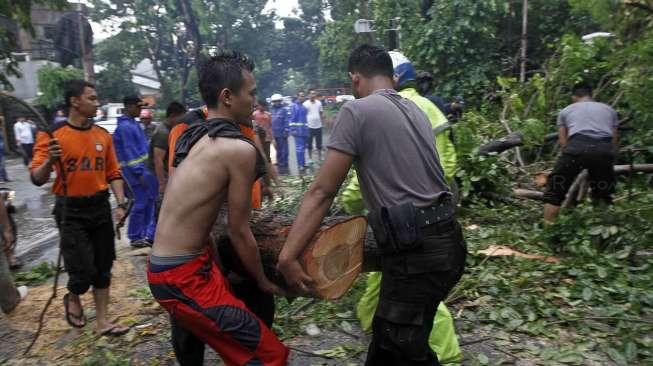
[277,44,467,365]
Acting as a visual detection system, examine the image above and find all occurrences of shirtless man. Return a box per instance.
[147,51,288,366]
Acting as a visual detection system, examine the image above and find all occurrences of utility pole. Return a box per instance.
[388,18,399,50]
[77,3,94,82]
[520,0,528,83]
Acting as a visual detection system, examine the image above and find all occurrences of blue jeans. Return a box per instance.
[123,169,158,242]
[274,137,288,167]
[293,136,307,168]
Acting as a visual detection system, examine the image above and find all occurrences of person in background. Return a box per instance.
[0,197,27,314]
[54,109,68,125]
[140,109,156,140]
[543,82,619,223]
[13,116,35,166]
[303,90,325,162]
[150,101,186,218]
[289,92,309,172]
[113,95,158,248]
[252,100,273,162]
[390,51,457,183]
[270,93,289,174]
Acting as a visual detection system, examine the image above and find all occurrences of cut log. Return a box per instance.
[212,209,377,299]
[478,132,524,155]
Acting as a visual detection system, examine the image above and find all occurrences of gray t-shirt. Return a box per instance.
[557,101,618,139]
[328,89,448,212]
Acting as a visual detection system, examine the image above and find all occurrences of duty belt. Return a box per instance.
[416,194,456,229]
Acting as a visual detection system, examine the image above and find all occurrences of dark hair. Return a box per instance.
[572,82,592,97]
[64,79,94,108]
[347,44,393,79]
[166,101,187,117]
[415,70,435,96]
[257,99,268,108]
[198,50,255,109]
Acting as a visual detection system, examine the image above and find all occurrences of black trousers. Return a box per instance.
[54,193,115,295]
[543,135,616,206]
[307,127,322,151]
[170,278,275,365]
[21,143,34,166]
[365,221,467,366]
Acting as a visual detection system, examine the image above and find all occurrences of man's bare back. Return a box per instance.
[152,133,257,256]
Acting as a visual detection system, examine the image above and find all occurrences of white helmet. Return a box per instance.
[270,93,283,102]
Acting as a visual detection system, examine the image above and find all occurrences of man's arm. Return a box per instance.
[31,135,61,186]
[227,144,284,295]
[109,179,126,223]
[558,126,568,148]
[153,147,167,192]
[612,128,619,150]
[277,148,354,292]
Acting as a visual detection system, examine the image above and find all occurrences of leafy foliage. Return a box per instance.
[12,261,57,286]
[35,64,83,109]
[456,188,653,364]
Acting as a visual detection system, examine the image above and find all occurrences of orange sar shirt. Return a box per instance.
[168,109,262,209]
[30,123,122,196]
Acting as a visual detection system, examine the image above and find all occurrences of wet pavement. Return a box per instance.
[3,157,59,269]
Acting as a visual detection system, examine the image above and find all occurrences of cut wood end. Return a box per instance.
[301,216,368,299]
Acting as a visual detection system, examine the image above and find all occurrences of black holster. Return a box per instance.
[369,193,455,255]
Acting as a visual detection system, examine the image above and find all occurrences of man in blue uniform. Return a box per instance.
[289,92,309,172]
[270,94,289,173]
[113,95,158,247]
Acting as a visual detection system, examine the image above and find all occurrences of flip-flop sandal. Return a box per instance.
[63,293,86,328]
[99,325,130,337]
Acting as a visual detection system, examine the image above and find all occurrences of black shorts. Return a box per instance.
[54,192,115,295]
[543,135,616,206]
[307,127,322,151]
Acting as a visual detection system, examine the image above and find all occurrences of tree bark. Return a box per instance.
[212,209,379,299]
[520,0,528,83]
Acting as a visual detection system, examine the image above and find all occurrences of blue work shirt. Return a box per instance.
[113,115,149,177]
[289,101,308,137]
[270,104,289,138]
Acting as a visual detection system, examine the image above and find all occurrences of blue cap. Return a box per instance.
[389,51,415,88]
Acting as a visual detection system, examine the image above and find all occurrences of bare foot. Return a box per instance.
[96,322,130,336]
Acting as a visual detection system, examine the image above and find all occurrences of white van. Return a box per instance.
[96,103,124,134]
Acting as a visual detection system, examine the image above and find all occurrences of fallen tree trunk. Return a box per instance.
[614,164,653,174]
[514,164,653,203]
[513,188,545,201]
[478,132,524,155]
[212,209,380,299]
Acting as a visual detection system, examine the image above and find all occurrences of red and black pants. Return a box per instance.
[147,249,288,366]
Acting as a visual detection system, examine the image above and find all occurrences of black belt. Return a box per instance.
[55,190,110,208]
[569,134,613,143]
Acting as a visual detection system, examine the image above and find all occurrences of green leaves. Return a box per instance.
[35,64,83,109]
